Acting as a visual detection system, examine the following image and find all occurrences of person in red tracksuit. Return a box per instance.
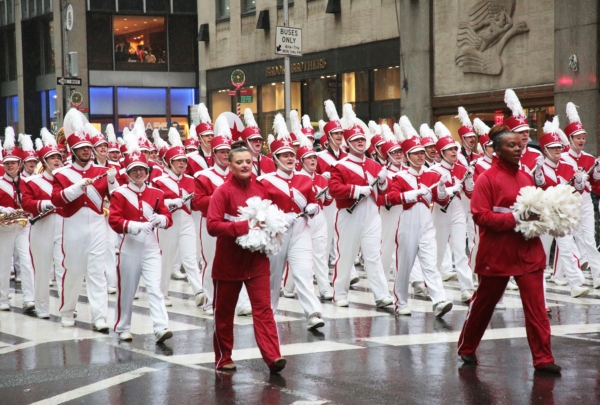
[457,125,560,374]
[207,147,286,373]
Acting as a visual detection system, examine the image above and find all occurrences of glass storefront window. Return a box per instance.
[7,95,18,128]
[242,0,256,13]
[259,82,301,135]
[170,88,195,115]
[90,87,114,115]
[342,71,368,104]
[117,87,166,116]
[42,19,55,75]
[374,66,400,101]
[113,15,166,68]
[211,90,232,121]
[306,76,337,123]
[239,86,258,113]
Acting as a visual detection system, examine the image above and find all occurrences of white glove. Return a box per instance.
[377,167,388,183]
[285,212,297,227]
[464,176,475,192]
[447,183,462,195]
[437,181,447,199]
[107,167,117,183]
[574,171,588,191]
[304,203,319,217]
[354,185,372,199]
[403,190,420,204]
[128,221,143,235]
[321,171,331,180]
[416,184,432,197]
[140,222,154,234]
[165,198,183,209]
[0,207,15,215]
[41,200,54,211]
[148,213,167,228]
[466,165,475,177]
[535,155,545,169]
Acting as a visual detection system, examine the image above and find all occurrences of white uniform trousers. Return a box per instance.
[413,245,453,282]
[199,216,250,312]
[381,205,403,277]
[270,218,322,317]
[114,231,168,333]
[553,233,584,287]
[432,198,474,292]
[192,210,202,267]
[394,204,447,311]
[460,193,475,250]
[332,198,390,302]
[158,210,203,298]
[0,224,35,305]
[574,195,600,281]
[105,220,118,288]
[60,208,108,322]
[540,233,554,268]
[30,214,64,315]
[283,211,333,297]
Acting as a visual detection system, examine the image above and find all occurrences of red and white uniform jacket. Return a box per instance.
[258,170,317,215]
[252,154,276,177]
[20,170,35,179]
[21,172,63,217]
[0,165,5,176]
[561,149,598,194]
[51,162,115,218]
[148,161,165,183]
[429,160,473,201]
[329,154,387,210]
[152,169,197,215]
[473,154,493,183]
[520,147,543,173]
[458,148,481,167]
[301,169,332,208]
[108,183,172,234]
[316,147,347,176]
[0,173,23,210]
[385,166,448,210]
[186,149,213,176]
[193,165,231,217]
[376,164,402,207]
[534,158,580,192]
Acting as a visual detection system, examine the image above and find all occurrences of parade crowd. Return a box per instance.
[0,89,597,374]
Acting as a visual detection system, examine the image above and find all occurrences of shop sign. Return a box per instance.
[240,89,253,96]
[240,95,253,103]
[227,90,237,96]
[266,58,327,77]
[275,26,302,57]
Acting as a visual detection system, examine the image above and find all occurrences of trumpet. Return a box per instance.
[0,209,29,227]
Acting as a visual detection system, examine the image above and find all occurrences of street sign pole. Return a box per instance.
[283,0,291,128]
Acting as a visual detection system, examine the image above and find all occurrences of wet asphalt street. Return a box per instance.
[1,269,600,405]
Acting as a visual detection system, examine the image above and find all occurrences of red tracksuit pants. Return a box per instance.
[213,274,281,369]
[457,270,554,369]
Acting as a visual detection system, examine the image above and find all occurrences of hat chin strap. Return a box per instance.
[127,170,149,185]
[441,150,454,166]
[407,154,423,170]
[425,149,435,160]
[347,140,364,156]
[386,154,400,166]
[328,133,341,149]
[273,154,294,174]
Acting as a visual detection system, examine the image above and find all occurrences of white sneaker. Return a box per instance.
[593,279,600,289]
[107,286,117,294]
[550,276,568,286]
[61,317,75,327]
[395,307,411,316]
[506,278,519,290]
[334,299,349,307]
[237,306,252,316]
[433,301,453,318]
[460,290,474,302]
[49,280,55,287]
[412,282,429,297]
[441,272,458,281]
[544,272,551,280]
[172,270,186,280]
[164,298,173,307]
[282,290,295,298]
[495,302,506,310]
[119,332,133,341]
[23,301,35,312]
[93,320,109,332]
[321,290,334,300]
[155,328,173,343]
[306,314,325,330]
[350,276,360,285]
[204,308,214,315]
[571,285,590,298]
[194,292,205,307]
[134,292,140,300]
[0,303,10,311]
[37,312,50,319]
[376,296,393,308]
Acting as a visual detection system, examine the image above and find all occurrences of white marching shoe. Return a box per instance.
[155,328,173,343]
[550,276,568,286]
[441,272,458,282]
[334,299,349,307]
[237,306,252,317]
[172,270,186,280]
[282,289,295,298]
[412,281,429,297]
[321,290,334,300]
[0,303,10,311]
[23,301,35,312]
[433,301,453,318]
[164,298,173,307]
[571,285,590,298]
[376,296,393,308]
[194,292,205,307]
[506,278,519,290]
[93,320,109,332]
[119,332,133,341]
[61,317,75,327]
[306,313,325,330]
[460,290,474,303]
[107,286,117,294]
[395,307,411,316]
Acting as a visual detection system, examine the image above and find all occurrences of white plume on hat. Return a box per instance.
[368,120,381,137]
[189,124,198,141]
[117,137,125,146]
[123,130,141,155]
[504,89,525,118]
[542,118,557,135]
[267,134,275,147]
[318,120,326,135]
[134,117,146,139]
[84,122,104,139]
[168,127,183,147]
[4,127,16,151]
[324,100,339,122]
[63,108,87,140]
[393,123,406,143]
[273,113,291,141]
[122,127,130,137]
[152,129,167,150]
[40,128,57,147]
[552,116,569,145]
[419,123,437,140]
[19,133,34,153]
[302,115,312,131]
[341,103,357,130]
[35,138,44,151]
[381,124,395,143]
[457,107,473,127]
[434,121,452,139]
[244,108,258,128]
[565,102,581,124]
[106,124,117,144]
[399,116,419,140]
[297,131,314,149]
[214,114,232,139]
[290,110,302,135]
[198,103,212,124]
[472,118,490,136]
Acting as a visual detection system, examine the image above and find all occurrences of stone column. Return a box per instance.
[399,0,432,125]
[554,0,599,155]
[15,0,24,133]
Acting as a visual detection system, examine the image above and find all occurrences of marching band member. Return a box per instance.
[106,125,122,169]
[19,134,38,178]
[562,102,600,289]
[0,128,35,312]
[504,89,542,172]
[207,147,285,372]
[430,122,475,302]
[242,108,276,177]
[21,130,64,318]
[472,119,494,182]
[367,121,386,165]
[533,119,589,298]
[419,124,438,168]
[184,125,199,154]
[384,117,452,317]
[186,104,214,175]
[51,108,118,330]
[154,128,204,307]
[328,104,393,308]
[147,129,166,182]
[109,134,173,342]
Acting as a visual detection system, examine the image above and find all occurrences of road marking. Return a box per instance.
[29,367,157,405]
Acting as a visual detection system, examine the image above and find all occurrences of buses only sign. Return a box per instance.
[275,26,302,57]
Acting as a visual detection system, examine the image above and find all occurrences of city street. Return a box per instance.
[1,268,599,404]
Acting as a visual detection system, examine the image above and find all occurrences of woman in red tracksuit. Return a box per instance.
[207,147,286,373]
[457,125,560,374]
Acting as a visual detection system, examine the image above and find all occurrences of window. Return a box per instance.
[374,66,401,101]
[242,0,256,14]
[210,90,232,121]
[119,0,143,12]
[90,87,114,115]
[146,0,169,13]
[113,15,166,70]
[41,19,55,75]
[1,0,14,26]
[259,82,301,136]
[168,15,197,72]
[342,72,368,104]
[87,13,113,70]
[170,88,195,115]
[216,0,230,20]
[117,87,166,115]
[88,0,116,11]
[173,0,196,13]
[276,0,293,7]
[0,28,18,82]
[6,95,18,128]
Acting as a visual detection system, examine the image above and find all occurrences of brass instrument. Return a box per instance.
[103,207,110,217]
[0,209,29,227]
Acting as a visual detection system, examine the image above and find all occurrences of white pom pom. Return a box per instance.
[457,107,473,127]
[565,102,581,124]
[198,103,212,124]
[434,121,452,139]
[399,116,419,140]
[324,100,339,121]
[511,186,551,239]
[504,89,526,118]
[244,108,258,128]
[168,127,183,147]
[235,197,290,256]
[543,184,582,237]
[472,118,490,136]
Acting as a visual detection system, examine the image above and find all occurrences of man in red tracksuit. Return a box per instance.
[207,147,286,373]
[457,125,560,374]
